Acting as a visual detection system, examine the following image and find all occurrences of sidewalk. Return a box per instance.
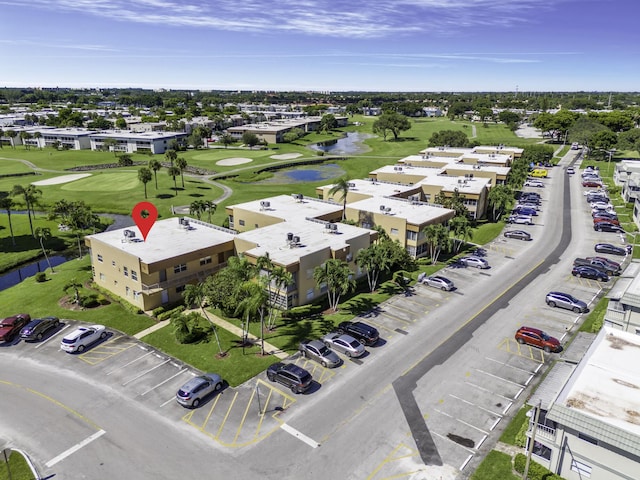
[133,308,289,360]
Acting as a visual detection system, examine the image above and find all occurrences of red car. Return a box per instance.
[515,326,561,353]
[593,217,620,226]
[582,180,603,187]
[0,314,31,342]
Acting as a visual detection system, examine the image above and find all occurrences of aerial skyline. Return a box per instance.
[1,0,637,92]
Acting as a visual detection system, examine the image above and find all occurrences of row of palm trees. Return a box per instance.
[0,184,43,246]
[0,128,43,149]
[136,150,188,198]
[189,200,217,223]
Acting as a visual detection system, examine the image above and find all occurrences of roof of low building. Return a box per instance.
[229,194,342,222]
[346,196,455,225]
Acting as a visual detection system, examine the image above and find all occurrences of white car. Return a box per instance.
[422,275,455,291]
[524,180,545,188]
[508,215,534,225]
[590,201,613,210]
[459,256,490,269]
[61,325,107,353]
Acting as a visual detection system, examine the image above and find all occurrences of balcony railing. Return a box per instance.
[528,422,556,441]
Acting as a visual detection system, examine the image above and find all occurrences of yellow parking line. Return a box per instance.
[367,442,422,480]
[254,387,274,436]
[199,391,223,430]
[233,387,257,444]
[215,391,238,439]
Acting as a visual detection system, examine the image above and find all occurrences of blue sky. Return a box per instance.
[1,0,637,92]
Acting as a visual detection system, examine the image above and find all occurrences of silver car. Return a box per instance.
[299,339,341,368]
[459,256,489,269]
[422,275,455,291]
[545,291,588,313]
[322,333,365,358]
[176,373,223,408]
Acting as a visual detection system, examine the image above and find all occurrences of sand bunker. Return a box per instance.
[270,153,302,160]
[32,173,92,186]
[216,157,253,166]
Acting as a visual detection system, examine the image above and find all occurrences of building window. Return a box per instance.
[390,228,399,235]
[578,433,598,445]
[123,266,129,277]
[532,441,551,461]
[361,222,372,229]
[174,264,187,273]
[200,256,212,266]
[125,286,130,297]
[218,252,225,264]
[306,268,314,279]
[131,270,138,281]
[97,254,103,262]
[239,219,245,226]
[133,291,141,300]
[176,285,186,293]
[306,288,315,300]
[406,231,417,241]
[571,460,592,477]
[112,260,116,267]
[99,273,105,281]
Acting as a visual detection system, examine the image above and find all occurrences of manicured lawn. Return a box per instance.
[471,221,505,245]
[500,404,532,445]
[579,295,608,333]
[0,450,35,480]
[142,323,279,387]
[470,450,520,480]
[0,256,155,335]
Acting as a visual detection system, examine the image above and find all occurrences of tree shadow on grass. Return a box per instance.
[188,193,204,198]
[342,296,380,316]
[156,194,174,199]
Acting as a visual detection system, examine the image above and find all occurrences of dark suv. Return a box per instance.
[337,321,379,346]
[266,363,312,394]
[20,316,60,341]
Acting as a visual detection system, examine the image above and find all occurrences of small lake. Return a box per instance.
[309,132,374,155]
[254,163,346,184]
[0,255,73,291]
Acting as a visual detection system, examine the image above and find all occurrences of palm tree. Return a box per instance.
[487,184,513,221]
[234,280,269,354]
[176,157,188,188]
[268,266,293,330]
[165,149,177,167]
[167,166,181,195]
[35,226,54,272]
[313,259,355,312]
[33,131,42,149]
[0,197,16,246]
[148,159,162,189]
[356,243,391,293]
[0,128,4,148]
[423,223,450,264]
[328,177,351,220]
[137,167,153,199]
[63,278,82,304]
[11,184,42,238]
[189,200,205,219]
[6,130,17,148]
[203,200,216,223]
[183,282,224,356]
[449,216,473,253]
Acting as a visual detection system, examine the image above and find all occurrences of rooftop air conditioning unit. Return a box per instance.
[124,229,136,238]
[385,207,392,213]
[292,193,303,201]
[325,223,333,230]
[330,223,338,231]
[293,236,301,244]
[259,200,270,209]
[347,182,356,188]
[380,205,386,211]
[469,173,474,178]
[179,218,190,227]
[287,232,294,242]
[458,179,464,184]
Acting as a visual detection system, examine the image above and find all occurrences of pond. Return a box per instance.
[0,255,73,291]
[253,163,346,184]
[309,132,374,155]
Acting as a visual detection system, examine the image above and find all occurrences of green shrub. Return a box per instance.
[35,272,47,283]
[513,453,564,480]
[152,306,166,317]
[80,294,100,308]
[171,311,210,344]
[158,305,185,321]
[96,294,110,305]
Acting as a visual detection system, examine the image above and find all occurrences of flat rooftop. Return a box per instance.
[347,196,455,224]
[90,130,185,140]
[371,164,442,179]
[86,217,236,265]
[230,194,342,221]
[417,174,491,194]
[319,178,417,197]
[442,162,510,176]
[556,327,640,436]
[236,218,369,266]
[40,127,96,136]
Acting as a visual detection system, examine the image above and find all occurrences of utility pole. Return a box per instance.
[523,401,542,479]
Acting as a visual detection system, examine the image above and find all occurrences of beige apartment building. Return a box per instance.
[85,218,236,311]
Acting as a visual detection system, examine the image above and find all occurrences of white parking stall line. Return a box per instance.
[448,394,504,418]
[45,429,106,468]
[433,408,489,435]
[460,454,474,471]
[122,359,171,386]
[140,369,189,396]
[476,434,488,449]
[534,363,544,374]
[464,381,512,402]
[106,351,154,375]
[524,373,536,387]
[490,418,501,431]
[475,368,526,388]
[485,356,541,374]
[280,423,320,448]
[502,401,513,415]
[35,323,71,349]
[160,396,178,408]
[433,431,475,454]
[514,387,525,400]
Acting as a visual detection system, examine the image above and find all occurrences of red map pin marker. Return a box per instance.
[132,201,158,241]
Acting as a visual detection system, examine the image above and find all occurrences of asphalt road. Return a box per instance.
[2,148,617,480]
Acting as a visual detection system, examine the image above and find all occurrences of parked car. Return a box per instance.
[573,258,618,276]
[586,192,609,201]
[590,201,613,210]
[592,212,617,221]
[322,333,365,358]
[586,256,621,273]
[459,256,490,269]
[507,215,534,225]
[422,275,455,291]
[593,217,620,226]
[571,142,580,150]
[584,189,607,197]
[515,326,561,353]
[515,203,541,211]
[299,339,341,368]
[594,243,629,256]
[524,180,545,188]
[20,316,60,341]
[266,363,313,394]
[582,180,603,187]
[594,222,624,233]
[513,207,538,216]
[566,167,575,175]
[546,291,588,313]
[571,265,609,282]
[0,314,31,342]
[504,230,532,241]
[176,373,223,408]
[60,324,107,353]
[337,321,379,346]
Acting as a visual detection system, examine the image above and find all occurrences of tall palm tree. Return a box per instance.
[11,184,42,238]
[35,226,54,272]
[148,159,162,189]
[328,176,351,220]
[33,131,42,149]
[6,129,17,148]
[313,259,355,312]
[165,149,177,167]
[235,281,269,355]
[0,128,4,148]
[138,167,153,199]
[268,266,293,330]
[0,197,16,246]
[189,200,205,219]
[183,282,224,356]
[203,200,216,223]
[422,223,450,264]
[176,157,188,188]
[167,166,181,196]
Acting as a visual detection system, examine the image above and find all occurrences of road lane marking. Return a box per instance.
[45,429,106,468]
[280,423,320,448]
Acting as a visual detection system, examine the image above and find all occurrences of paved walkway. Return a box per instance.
[133,308,289,360]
